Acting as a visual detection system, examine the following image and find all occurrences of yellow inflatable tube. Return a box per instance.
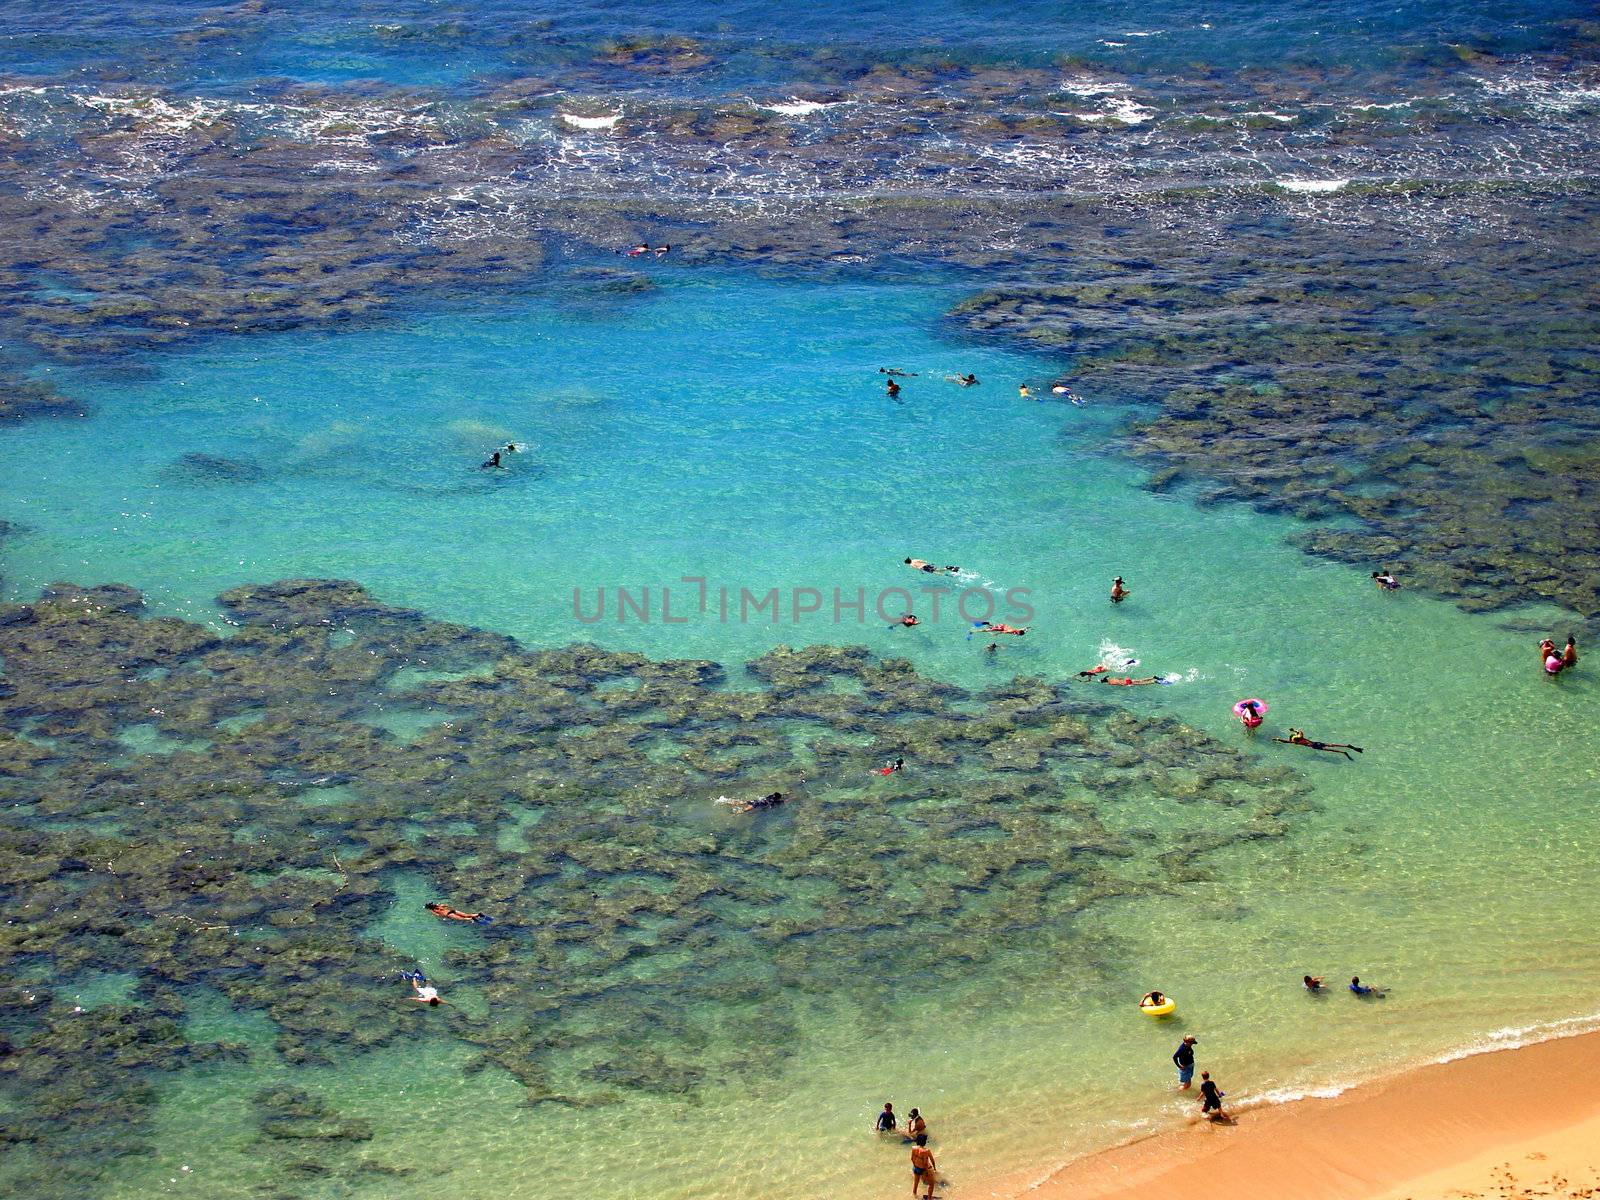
[1138,996,1177,1017]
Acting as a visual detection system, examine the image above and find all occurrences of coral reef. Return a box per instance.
[0,578,1305,1193]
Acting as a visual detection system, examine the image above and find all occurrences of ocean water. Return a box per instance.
[5,275,1600,1200]
[2,2,1599,1199]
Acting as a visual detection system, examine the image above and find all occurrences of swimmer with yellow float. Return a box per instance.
[1139,989,1176,1017]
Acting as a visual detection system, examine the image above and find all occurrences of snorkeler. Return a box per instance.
[1102,675,1160,686]
[1275,729,1364,760]
[1110,576,1129,603]
[877,757,904,776]
[725,791,785,813]
[1371,570,1400,591]
[481,451,503,470]
[1051,383,1085,405]
[879,367,917,378]
[626,243,648,257]
[408,976,447,1006]
[1076,657,1137,678]
[898,614,920,627]
[975,622,1027,636]
[424,902,487,923]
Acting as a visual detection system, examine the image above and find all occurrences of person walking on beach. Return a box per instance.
[1198,1071,1227,1121]
[910,1134,937,1197]
[875,1102,898,1134]
[1173,1035,1197,1090]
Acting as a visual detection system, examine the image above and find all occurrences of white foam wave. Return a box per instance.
[762,98,841,117]
[1276,178,1349,193]
[560,112,620,131]
[1074,97,1156,126]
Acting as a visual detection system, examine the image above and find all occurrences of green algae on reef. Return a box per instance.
[950,229,1600,622]
[0,578,1306,1196]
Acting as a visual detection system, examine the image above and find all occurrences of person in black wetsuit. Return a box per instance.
[1173,1035,1197,1090]
[1199,1071,1227,1121]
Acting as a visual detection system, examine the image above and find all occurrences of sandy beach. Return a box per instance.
[998,1031,1600,1200]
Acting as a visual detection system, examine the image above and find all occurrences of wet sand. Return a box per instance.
[994,1030,1600,1200]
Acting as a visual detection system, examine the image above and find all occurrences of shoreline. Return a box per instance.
[985,1028,1600,1200]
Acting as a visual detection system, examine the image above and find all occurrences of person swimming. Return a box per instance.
[905,557,938,573]
[886,378,901,398]
[1303,974,1324,992]
[975,622,1026,635]
[1051,383,1085,405]
[481,451,503,470]
[1103,675,1160,686]
[723,791,785,813]
[425,902,488,923]
[1110,576,1129,603]
[625,243,649,257]
[945,372,979,386]
[898,614,920,627]
[408,976,447,1006]
[1275,728,1364,759]
[1371,570,1400,591]
[879,367,917,378]
[1349,975,1385,997]
[1076,658,1138,678]
[653,244,670,257]
[877,757,904,776]
[1018,383,1032,399]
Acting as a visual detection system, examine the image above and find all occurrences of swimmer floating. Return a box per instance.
[1274,728,1364,760]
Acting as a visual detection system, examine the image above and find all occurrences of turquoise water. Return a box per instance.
[4,277,1600,1199]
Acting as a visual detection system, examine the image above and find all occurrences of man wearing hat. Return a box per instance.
[1172,1035,1197,1090]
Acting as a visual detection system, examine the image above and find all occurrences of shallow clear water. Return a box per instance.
[4,277,1599,1199]
[3,0,1599,1195]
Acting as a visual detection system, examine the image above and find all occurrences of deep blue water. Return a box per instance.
[2,0,1591,88]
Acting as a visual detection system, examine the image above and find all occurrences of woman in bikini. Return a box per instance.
[910,1134,937,1198]
[425,902,483,922]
